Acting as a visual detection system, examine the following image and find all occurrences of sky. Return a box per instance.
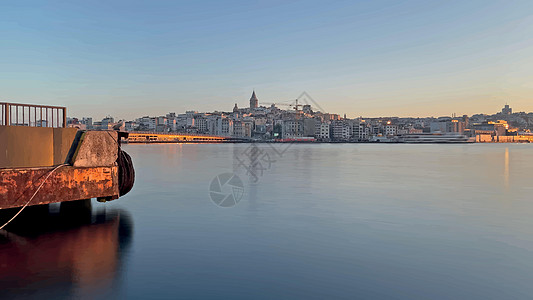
[1,0,532,120]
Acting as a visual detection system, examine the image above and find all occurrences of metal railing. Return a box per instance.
[0,102,67,128]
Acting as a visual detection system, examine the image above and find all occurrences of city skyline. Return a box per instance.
[70,90,532,121]
[67,93,532,144]
[2,1,533,119]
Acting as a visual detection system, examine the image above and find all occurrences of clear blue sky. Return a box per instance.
[1,0,532,119]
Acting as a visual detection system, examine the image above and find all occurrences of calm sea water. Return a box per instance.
[1,143,533,299]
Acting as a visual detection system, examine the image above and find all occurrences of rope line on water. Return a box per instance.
[0,164,68,230]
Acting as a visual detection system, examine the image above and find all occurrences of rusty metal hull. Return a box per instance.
[0,166,119,210]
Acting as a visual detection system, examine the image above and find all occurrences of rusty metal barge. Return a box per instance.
[0,102,134,211]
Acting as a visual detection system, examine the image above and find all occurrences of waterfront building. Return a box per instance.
[397,128,409,135]
[331,120,352,140]
[207,116,233,136]
[242,118,253,137]
[316,122,330,140]
[282,120,304,138]
[124,121,136,131]
[385,124,398,136]
[472,120,508,136]
[371,124,381,136]
[450,119,466,133]
[430,119,466,134]
[220,118,233,136]
[195,117,208,133]
[137,116,156,131]
[176,114,188,130]
[352,122,369,141]
[101,117,115,130]
[414,118,428,129]
[166,118,177,131]
[303,118,317,137]
[92,121,103,130]
[81,117,93,129]
[253,116,268,136]
[430,121,449,133]
[233,120,244,137]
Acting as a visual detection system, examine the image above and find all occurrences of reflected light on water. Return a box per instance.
[0,202,133,299]
[504,147,509,190]
[2,144,533,299]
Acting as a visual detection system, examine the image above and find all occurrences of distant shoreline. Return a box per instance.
[123,140,530,144]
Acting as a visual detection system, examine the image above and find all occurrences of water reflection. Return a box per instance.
[504,147,509,190]
[0,201,133,299]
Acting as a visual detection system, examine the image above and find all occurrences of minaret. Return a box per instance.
[249,90,258,109]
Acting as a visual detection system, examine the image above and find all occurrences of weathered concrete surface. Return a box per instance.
[0,166,119,209]
[53,127,78,165]
[73,131,118,167]
[0,126,78,168]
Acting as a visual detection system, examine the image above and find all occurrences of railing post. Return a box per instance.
[4,103,9,126]
[63,107,66,128]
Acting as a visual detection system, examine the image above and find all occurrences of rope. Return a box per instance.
[0,164,68,230]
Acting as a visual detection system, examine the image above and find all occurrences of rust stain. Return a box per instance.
[0,166,119,209]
